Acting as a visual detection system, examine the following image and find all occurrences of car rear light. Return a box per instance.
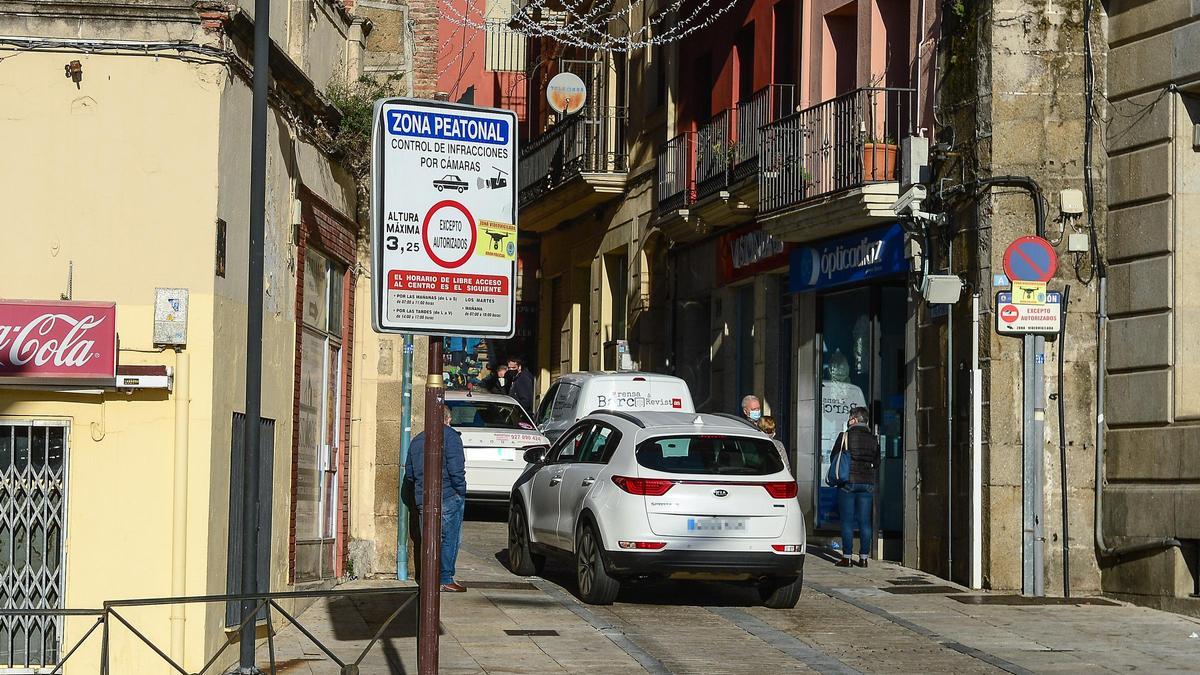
[762,481,798,499]
[772,544,803,553]
[611,475,675,496]
[618,541,667,550]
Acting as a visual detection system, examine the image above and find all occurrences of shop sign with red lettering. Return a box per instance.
[371,98,518,337]
[996,291,1062,335]
[0,300,117,379]
[716,224,791,284]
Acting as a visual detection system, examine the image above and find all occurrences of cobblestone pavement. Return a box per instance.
[258,505,1200,673]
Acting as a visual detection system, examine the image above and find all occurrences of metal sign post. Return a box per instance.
[1001,236,1057,598]
[371,98,518,674]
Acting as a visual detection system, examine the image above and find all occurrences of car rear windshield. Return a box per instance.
[446,400,536,430]
[635,435,785,476]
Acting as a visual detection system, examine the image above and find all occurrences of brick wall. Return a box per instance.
[405,0,441,96]
[288,188,360,583]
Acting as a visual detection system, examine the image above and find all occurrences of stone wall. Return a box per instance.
[1101,1,1200,614]
[929,0,1103,592]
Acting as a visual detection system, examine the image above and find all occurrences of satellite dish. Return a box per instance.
[547,72,587,115]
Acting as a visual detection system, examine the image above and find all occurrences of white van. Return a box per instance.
[533,372,695,442]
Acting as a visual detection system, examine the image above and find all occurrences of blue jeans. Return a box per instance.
[838,483,874,556]
[418,492,465,585]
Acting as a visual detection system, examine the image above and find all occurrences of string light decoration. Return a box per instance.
[439,0,744,52]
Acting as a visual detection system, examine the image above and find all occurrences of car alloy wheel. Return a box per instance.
[507,501,543,576]
[575,523,619,604]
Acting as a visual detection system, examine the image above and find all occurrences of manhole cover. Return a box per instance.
[505,629,559,636]
[951,595,1119,606]
[882,585,964,594]
[465,581,538,590]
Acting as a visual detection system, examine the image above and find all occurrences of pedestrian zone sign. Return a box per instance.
[371,98,518,337]
[996,291,1062,336]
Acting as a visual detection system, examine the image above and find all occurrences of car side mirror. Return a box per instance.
[522,445,550,464]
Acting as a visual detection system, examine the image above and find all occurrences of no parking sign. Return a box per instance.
[370,98,518,337]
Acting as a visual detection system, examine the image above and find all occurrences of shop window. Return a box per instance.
[295,248,346,582]
[606,252,628,342]
[735,284,756,401]
[0,422,67,669]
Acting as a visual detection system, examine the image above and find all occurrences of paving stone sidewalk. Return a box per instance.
[255,522,1200,674]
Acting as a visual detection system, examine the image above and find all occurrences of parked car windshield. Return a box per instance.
[635,435,785,476]
[446,400,536,430]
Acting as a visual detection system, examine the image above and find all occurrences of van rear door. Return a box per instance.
[587,376,694,414]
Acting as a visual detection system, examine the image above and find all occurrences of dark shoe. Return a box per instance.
[835,558,853,568]
[439,582,467,593]
[855,558,868,568]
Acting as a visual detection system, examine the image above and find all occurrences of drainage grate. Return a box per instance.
[951,595,1119,606]
[881,585,964,594]
[505,629,560,636]
[888,579,933,586]
[465,581,538,590]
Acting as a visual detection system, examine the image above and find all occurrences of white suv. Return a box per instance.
[507,411,806,608]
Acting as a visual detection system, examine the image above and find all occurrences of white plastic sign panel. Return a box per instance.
[371,98,518,337]
[996,291,1062,335]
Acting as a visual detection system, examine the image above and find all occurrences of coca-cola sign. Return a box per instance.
[0,300,117,379]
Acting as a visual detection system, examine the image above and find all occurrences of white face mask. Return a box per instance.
[498,377,506,386]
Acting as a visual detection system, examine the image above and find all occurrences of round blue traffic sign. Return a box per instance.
[1003,236,1057,282]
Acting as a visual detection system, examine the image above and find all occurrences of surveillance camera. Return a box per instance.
[893,184,927,216]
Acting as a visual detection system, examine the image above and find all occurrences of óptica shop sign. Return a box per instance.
[371,98,518,337]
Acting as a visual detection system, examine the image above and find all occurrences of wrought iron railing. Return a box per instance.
[732,84,796,182]
[0,586,417,674]
[695,108,734,199]
[759,87,914,215]
[656,131,696,213]
[518,106,628,208]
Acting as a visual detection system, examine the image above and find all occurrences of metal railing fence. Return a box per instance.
[655,131,696,213]
[695,108,734,199]
[0,586,418,674]
[518,105,628,208]
[759,87,915,215]
[732,84,796,182]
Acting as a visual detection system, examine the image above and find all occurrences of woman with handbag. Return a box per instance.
[827,406,880,568]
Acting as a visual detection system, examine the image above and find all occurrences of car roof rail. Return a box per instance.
[591,409,648,428]
[711,413,761,431]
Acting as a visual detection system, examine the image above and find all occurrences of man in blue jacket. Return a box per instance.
[403,406,468,592]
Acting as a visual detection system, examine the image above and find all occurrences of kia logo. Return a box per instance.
[712,489,728,497]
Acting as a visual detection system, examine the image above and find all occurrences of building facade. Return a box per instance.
[513,0,1199,614]
[0,0,380,670]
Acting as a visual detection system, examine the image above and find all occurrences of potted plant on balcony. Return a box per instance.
[862,135,898,181]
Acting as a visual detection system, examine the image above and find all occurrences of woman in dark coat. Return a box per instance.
[833,406,880,568]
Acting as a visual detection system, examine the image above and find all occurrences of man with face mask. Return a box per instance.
[740,394,763,424]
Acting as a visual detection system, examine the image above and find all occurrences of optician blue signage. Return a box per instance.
[789,222,908,293]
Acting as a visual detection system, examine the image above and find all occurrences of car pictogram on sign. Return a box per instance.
[1000,305,1020,323]
[433,174,469,193]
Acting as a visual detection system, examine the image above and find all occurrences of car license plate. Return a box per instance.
[687,517,747,532]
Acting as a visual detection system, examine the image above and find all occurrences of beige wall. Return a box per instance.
[0,51,224,672]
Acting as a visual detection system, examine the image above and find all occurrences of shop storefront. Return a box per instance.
[715,224,794,438]
[790,223,910,560]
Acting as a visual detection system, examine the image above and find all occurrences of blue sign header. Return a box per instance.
[385,109,510,145]
[789,223,907,293]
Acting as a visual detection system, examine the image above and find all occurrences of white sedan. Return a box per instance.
[445,391,549,501]
[508,410,806,608]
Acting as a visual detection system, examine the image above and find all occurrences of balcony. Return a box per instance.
[758,87,915,240]
[695,108,734,201]
[731,84,796,183]
[518,106,628,231]
[656,131,695,214]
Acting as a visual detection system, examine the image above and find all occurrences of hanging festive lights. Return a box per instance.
[438,0,745,52]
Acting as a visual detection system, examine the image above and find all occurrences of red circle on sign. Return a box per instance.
[1000,305,1020,323]
[422,200,477,269]
[1002,236,1057,282]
